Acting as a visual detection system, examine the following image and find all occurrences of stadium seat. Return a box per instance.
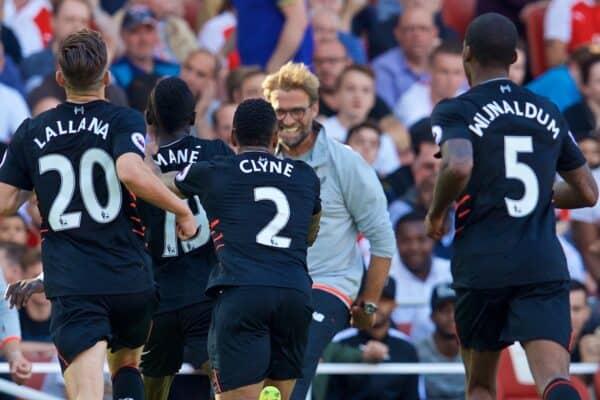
[521,1,549,77]
[497,344,590,399]
[441,0,476,39]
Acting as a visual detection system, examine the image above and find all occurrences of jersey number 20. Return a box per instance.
[504,136,539,217]
[39,149,122,231]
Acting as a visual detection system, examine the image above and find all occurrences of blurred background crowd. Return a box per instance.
[1,0,600,398]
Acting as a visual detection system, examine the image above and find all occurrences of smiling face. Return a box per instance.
[396,219,434,275]
[269,89,318,149]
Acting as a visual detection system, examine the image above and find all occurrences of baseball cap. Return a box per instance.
[122,5,157,32]
[430,282,456,310]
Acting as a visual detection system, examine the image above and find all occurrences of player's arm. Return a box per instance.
[0,184,31,216]
[142,140,186,199]
[426,138,473,239]
[0,122,34,215]
[266,0,308,72]
[553,165,598,209]
[116,153,197,239]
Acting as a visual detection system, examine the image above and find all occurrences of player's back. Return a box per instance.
[174,151,321,297]
[6,100,153,298]
[138,136,233,312]
[432,79,585,288]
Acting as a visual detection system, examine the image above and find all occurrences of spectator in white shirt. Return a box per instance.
[390,211,452,341]
[394,40,464,128]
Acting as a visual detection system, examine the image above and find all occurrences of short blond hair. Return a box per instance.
[262,62,320,105]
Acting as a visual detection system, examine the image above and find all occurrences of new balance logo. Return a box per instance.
[500,85,511,94]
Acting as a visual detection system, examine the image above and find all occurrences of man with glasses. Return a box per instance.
[263,62,396,400]
[314,38,391,121]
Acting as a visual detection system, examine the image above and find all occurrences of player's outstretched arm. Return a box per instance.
[116,153,197,240]
[554,164,599,209]
[426,139,473,240]
[0,183,31,216]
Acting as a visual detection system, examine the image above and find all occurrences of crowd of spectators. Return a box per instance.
[2,0,600,398]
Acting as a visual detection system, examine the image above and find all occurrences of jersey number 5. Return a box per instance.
[504,136,539,218]
[39,149,122,231]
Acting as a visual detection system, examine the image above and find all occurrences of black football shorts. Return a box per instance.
[454,280,572,352]
[51,288,159,372]
[208,286,312,393]
[141,301,214,377]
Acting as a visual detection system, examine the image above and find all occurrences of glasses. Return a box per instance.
[313,57,347,66]
[275,106,310,120]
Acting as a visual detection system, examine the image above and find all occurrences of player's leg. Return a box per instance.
[179,301,214,393]
[209,286,273,399]
[290,289,350,400]
[509,281,580,399]
[460,348,501,399]
[50,295,114,400]
[522,339,580,399]
[215,382,265,400]
[107,289,159,400]
[454,287,510,400]
[140,311,185,400]
[264,379,296,399]
[269,287,313,400]
[63,341,107,400]
[107,346,145,400]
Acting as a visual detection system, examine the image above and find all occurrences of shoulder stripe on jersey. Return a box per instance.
[332,328,359,342]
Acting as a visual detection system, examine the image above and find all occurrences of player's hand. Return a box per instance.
[4,278,45,310]
[350,304,375,330]
[176,211,199,241]
[8,353,31,385]
[361,340,389,363]
[425,211,447,240]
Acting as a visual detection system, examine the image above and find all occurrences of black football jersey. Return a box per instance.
[431,79,586,289]
[138,136,233,313]
[174,152,321,297]
[0,100,153,298]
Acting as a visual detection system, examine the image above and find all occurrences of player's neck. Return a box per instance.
[468,68,510,87]
[158,131,188,147]
[238,145,271,154]
[66,89,106,104]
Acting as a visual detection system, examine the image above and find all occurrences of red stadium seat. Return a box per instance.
[441,0,476,39]
[497,345,590,399]
[521,1,550,77]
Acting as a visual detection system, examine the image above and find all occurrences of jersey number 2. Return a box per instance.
[39,149,122,231]
[254,187,292,249]
[504,136,539,217]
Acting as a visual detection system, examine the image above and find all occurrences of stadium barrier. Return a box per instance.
[1,362,598,400]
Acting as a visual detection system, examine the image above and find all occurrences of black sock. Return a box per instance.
[543,378,581,400]
[112,366,144,400]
